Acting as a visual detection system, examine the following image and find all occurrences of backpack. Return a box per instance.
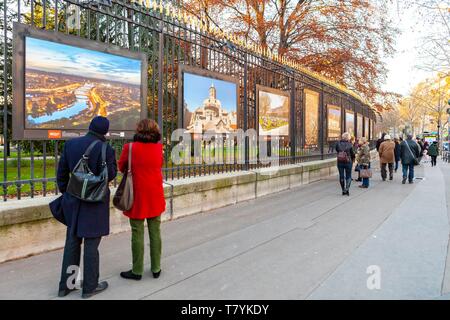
[337,142,351,163]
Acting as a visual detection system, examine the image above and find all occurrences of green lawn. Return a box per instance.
[0,159,57,197]
[0,151,44,158]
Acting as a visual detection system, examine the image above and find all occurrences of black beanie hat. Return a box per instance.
[89,116,109,135]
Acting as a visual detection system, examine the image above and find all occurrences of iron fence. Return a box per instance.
[0,0,377,201]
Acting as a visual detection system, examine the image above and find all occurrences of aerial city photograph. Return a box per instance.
[25,37,142,131]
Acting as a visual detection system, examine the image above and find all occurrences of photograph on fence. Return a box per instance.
[257,86,290,137]
[345,110,355,137]
[357,114,364,138]
[327,104,341,141]
[304,89,319,147]
[12,23,148,140]
[180,66,239,135]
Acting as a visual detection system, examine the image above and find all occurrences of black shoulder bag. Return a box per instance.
[404,141,420,166]
[66,140,109,202]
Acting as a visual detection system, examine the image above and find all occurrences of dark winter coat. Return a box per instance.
[428,142,439,157]
[417,140,424,156]
[376,133,386,151]
[400,139,421,165]
[335,140,356,163]
[394,142,401,162]
[56,132,117,238]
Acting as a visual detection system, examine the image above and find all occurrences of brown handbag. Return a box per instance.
[113,143,134,211]
[359,166,372,178]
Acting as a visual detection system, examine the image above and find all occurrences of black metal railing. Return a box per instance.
[0,0,378,201]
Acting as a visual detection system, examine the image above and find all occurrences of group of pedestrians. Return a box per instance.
[51,114,441,297]
[54,116,166,299]
[335,131,437,195]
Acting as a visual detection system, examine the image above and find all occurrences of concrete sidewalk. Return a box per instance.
[0,161,449,300]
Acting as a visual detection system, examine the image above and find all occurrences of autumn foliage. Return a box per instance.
[183,0,398,110]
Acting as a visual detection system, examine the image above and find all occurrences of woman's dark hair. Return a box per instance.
[133,119,161,143]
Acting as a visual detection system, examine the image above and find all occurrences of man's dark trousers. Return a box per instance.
[59,229,102,293]
[381,163,394,180]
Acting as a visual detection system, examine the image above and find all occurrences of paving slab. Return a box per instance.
[308,164,449,300]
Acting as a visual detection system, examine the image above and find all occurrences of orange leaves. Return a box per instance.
[183,0,396,109]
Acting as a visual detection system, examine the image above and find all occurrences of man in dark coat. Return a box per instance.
[416,137,424,162]
[400,134,421,184]
[56,116,117,298]
[376,132,386,152]
[394,137,401,172]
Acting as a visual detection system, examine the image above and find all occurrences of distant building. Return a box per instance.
[186,83,237,134]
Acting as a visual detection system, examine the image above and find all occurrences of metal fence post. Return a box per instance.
[157,20,164,136]
[320,83,325,160]
[290,76,295,163]
[3,0,8,201]
[243,53,249,170]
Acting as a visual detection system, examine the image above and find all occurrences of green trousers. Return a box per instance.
[129,216,161,275]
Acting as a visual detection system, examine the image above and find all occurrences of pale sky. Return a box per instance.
[383,1,443,96]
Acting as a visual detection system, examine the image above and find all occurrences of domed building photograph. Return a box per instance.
[182,71,238,134]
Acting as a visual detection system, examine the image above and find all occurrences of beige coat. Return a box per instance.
[379,140,395,164]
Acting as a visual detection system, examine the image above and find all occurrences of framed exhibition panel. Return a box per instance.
[327,104,341,141]
[345,110,355,137]
[304,89,320,146]
[178,65,239,135]
[256,85,290,137]
[357,114,363,139]
[12,23,148,140]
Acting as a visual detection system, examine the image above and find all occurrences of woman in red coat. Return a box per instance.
[118,119,165,280]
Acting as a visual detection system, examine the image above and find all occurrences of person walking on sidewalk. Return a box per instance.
[118,119,166,281]
[428,140,439,167]
[336,132,356,196]
[56,116,118,299]
[416,137,424,163]
[400,134,421,184]
[353,138,362,182]
[376,132,386,152]
[378,134,395,181]
[356,137,371,189]
[394,137,401,172]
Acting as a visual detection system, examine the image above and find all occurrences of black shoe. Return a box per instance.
[58,288,76,298]
[359,185,368,188]
[389,176,393,181]
[58,280,82,297]
[402,178,407,184]
[152,270,161,279]
[82,281,108,299]
[409,180,414,184]
[120,270,142,281]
